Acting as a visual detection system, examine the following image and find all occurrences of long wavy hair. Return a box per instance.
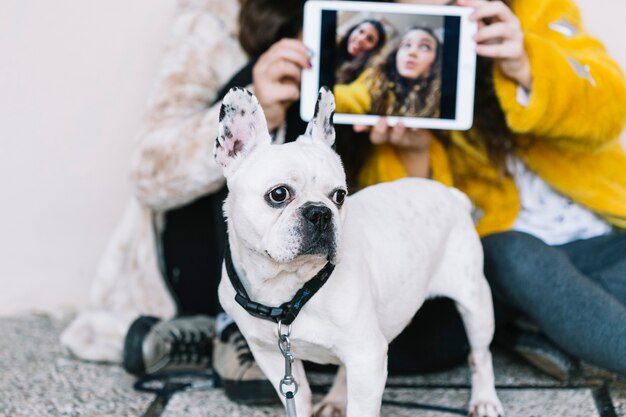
[367,27,442,118]
[463,56,516,174]
[335,19,387,84]
[433,0,516,176]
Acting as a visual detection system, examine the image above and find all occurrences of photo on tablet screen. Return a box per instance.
[301,1,477,130]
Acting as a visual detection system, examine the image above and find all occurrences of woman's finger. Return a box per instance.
[265,39,311,69]
[464,0,517,23]
[456,0,489,7]
[474,22,519,44]
[266,59,302,83]
[260,81,300,103]
[353,124,370,133]
[475,41,522,59]
[370,118,389,145]
[390,128,433,152]
[389,122,407,145]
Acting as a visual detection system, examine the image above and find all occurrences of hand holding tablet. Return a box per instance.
[301,1,478,130]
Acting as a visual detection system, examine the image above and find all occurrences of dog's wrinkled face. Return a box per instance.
[215,87,347,264]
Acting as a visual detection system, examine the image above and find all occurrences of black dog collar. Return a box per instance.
[224,242,335,325]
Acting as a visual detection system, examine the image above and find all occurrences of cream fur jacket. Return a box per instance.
[61,0,248,363]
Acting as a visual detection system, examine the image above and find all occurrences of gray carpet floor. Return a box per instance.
[0,314,624,417]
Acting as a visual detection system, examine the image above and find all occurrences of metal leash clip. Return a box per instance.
[277,320,298,417]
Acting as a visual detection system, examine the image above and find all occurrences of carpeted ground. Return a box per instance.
[0,313,624,417]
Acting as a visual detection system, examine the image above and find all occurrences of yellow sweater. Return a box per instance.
[335,69,373,115]
[353,0,626,236]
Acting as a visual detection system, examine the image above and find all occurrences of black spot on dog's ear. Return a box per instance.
[223,125,233,139]
[240,109,246,116]
[219,103,236,123]
[228,139,244,157]
[328,116,337,150]
[313,91,322,119]
[323,110,335,135]
[245,89,253,97]
[215,137,222,149]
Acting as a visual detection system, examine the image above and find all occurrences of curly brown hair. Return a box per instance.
[367,27,442,118]
[442,0,517,175]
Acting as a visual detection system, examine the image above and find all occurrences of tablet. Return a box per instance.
[301,1,477,130]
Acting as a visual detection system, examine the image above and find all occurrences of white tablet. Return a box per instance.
[301,1,477,130]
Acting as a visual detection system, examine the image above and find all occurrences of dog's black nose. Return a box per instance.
[303,205,332,231]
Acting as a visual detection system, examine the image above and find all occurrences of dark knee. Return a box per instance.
[481,231,551,290]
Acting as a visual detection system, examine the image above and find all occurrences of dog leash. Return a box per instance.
[224,240,335,416]
[132,369,475,416]
[133,370,220,417]
[223,242,468,416]
[277,321,298,417]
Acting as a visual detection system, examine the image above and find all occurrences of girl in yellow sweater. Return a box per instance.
[351,0,626,379]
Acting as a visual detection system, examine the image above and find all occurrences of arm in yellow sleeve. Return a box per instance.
[333,69,372,115]
[494,0,626,150]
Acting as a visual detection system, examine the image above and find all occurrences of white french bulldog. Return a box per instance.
[214,86,503,417]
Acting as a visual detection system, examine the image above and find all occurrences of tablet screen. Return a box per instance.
[301,2,477,130]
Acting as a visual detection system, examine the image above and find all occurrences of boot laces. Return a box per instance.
[167,327,211,365]
[232,331,254,365]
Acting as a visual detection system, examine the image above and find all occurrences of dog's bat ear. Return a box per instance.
[305,86,335,148]
[214,87,271,175]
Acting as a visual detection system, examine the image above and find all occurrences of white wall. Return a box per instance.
[579,1,626,74]
[0,0,178,315]
[0,0,624,316]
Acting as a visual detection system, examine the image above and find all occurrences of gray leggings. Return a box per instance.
[482,230,626,375]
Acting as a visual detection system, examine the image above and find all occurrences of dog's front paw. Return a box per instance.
[469,398,504,417]
[312,401,346,417]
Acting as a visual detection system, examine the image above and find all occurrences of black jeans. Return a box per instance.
[483,230,626,375]
[160,188,228,316]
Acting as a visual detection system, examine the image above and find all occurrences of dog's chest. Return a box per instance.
[290,338,341,365]
[251,331,341,366]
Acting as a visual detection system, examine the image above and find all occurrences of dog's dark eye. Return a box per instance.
[268,186,291,204]
[332,189,347,206]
